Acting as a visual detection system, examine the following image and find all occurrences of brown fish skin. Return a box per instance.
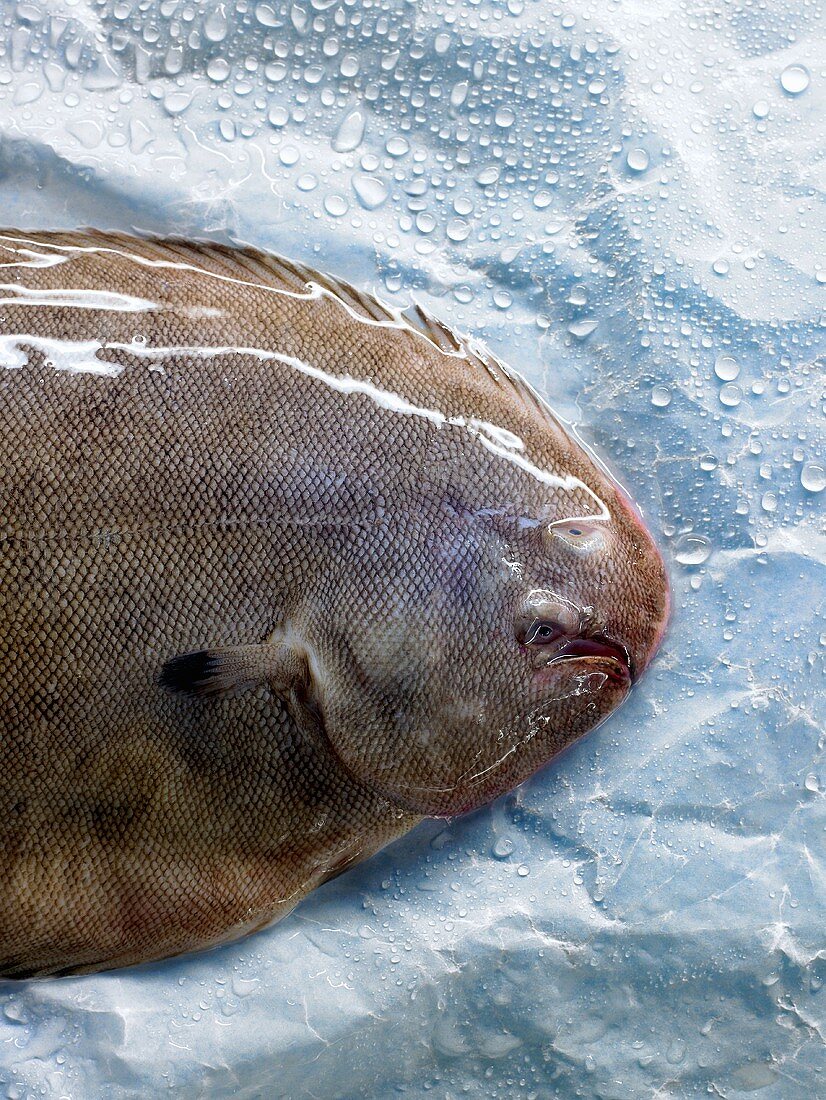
[0,230,669,977]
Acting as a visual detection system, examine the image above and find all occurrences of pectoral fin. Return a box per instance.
[159,642,304,698]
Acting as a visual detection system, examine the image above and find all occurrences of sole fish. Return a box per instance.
[0,230,669,976]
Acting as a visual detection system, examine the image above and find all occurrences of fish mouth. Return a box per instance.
[543,635,634,685]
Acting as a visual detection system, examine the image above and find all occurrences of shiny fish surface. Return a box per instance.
[0,230,669,977]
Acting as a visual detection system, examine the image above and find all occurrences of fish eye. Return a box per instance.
[550,522,606,554]
[524,620,564,646]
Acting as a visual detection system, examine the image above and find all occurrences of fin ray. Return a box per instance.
[159,643,299,698]
[400,296,567,436]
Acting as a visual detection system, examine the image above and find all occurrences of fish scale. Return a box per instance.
[0,229,668,976]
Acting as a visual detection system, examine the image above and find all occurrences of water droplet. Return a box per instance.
[714,355,740,381]
[332,107,365,152]
[779,64,810,96]
[761,491,778,513]
[324,194,348,217]
[67,119,103,149]
[800,462,825,493]
[447,218,470,243]
[13,81,43,106]
[163,47,184,78]
[712,258,730,276]
[699,454,718,472]
[16,2,43,23]
[563,285,586,308]
[297,173,317,192]
[3,1000,26,1022]
[43,62,65,93]
[476,165,500,186]
[414,213,435,235]
[651,385,671,408]
[450,81,468,108]
[268,104,289,128]
[667,1038,687,1065]
[385,135,409,157]
[752,100,769,119]
[719,383,742,408]
[432,33,450,55]
[265,61,287,83]
[674,534,711,566]
[163,90,192,117]
[626,147,649,173]
[352,174,387,210]
[804,774,820,793]
[568,319,598,339]
[494,106,515,128]
[492,837,514,859]
[82,53,122,92]
[279,145,299,166]
[517,864,530,877]
[129,119,153,154]
[203,6,228,43]
[207,58,230,83]
[256,2,281,26]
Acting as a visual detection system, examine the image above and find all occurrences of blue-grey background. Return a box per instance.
[0,1,823,1096]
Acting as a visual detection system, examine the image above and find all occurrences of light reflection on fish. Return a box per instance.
[0,230,669,977]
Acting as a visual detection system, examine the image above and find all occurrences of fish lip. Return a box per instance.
[545,635,634,684]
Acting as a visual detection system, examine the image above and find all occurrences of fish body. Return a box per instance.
[0,230,669,977]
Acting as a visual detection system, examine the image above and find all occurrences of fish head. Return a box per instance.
[523,484,672,696]
[313,462,669,819]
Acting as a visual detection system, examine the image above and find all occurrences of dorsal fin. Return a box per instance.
[401,302,464,355]
[0,228,563,430]
[400,295,565,432]
[0,229,402,327]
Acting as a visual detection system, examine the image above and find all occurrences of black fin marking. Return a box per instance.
[158,642,303,699]
[160,650,226,696]
[158,649,258,698]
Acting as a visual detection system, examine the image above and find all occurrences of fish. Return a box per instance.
[0,229,669,978]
